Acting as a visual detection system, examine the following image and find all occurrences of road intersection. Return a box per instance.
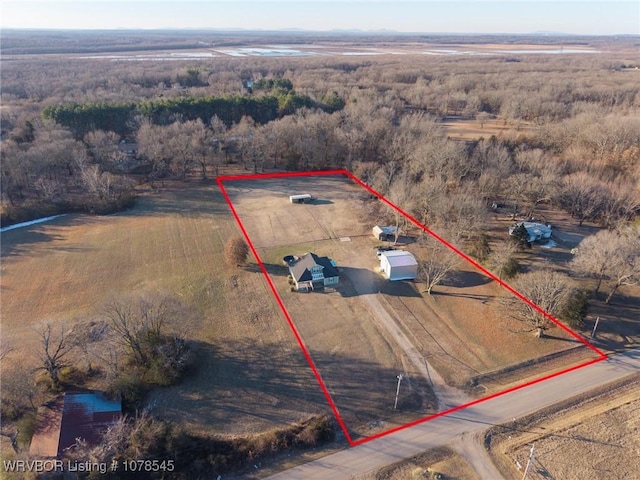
[267,348,640,479]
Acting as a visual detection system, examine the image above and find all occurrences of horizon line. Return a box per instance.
[2,27,638,37]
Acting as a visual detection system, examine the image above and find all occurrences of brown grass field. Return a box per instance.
[488,375,640,480]
[221,174,599,436]
[1,182,329,438]
[441,117,534,141]
[0,174,606,446]
[355,446,481,480]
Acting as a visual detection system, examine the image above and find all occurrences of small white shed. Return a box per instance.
[289,194,313,204]
[378,250,418,281]
[372,225,397,241]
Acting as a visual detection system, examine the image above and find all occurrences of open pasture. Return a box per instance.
[0,183,328,437]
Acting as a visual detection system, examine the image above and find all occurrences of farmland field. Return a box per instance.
[488,375,640,480]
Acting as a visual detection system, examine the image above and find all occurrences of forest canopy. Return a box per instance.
[41,90,335,138]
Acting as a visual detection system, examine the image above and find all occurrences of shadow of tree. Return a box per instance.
[439,270,492,288]
[380,280,423,298]
[149,337,436,442]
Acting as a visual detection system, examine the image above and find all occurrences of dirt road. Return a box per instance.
[451,432,505,480]
[342,252,471,412]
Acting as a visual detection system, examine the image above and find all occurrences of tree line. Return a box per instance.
[41,90,339,139]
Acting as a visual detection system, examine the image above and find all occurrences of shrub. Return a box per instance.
[510,223,531,250]
[561,288,589,328]
[500,257,520,279]
[16,412,37,449]
[225,237,250,266]
[106,371,147,409]
[58,365,88,387]
[469,233,491,262]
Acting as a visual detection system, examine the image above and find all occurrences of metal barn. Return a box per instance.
[378,250,418,281]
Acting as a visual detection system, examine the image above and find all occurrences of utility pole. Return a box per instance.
[591,316,600,341]
[394,374,404,410]
[522,443,535,480]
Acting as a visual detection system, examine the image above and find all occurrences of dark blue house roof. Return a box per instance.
[289,252,339,282]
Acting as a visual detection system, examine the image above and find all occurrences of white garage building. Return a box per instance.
[378,250,418,281]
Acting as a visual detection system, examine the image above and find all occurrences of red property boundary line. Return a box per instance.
[216,169,607,447]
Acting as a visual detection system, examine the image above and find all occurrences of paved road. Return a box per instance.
[266,348,640,480]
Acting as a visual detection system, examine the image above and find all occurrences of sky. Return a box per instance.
[1,1,638,35]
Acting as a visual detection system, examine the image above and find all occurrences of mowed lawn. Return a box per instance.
[1,183,328,436]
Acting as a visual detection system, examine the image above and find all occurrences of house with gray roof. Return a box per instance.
[508,221,552,244]
[289,252,339,291]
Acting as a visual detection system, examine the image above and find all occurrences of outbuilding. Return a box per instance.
[289,194,313,204]
[372,225,397,241]
[378,250,418,281]
[29,391,122,458]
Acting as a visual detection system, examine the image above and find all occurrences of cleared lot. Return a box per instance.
[221,173,600,440]
[223,174,436,440]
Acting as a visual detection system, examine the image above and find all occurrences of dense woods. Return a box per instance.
[3,36,638,230]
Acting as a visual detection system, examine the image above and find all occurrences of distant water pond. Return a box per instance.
[423,48,600,56]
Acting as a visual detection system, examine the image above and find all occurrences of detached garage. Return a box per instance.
[378,250,418,281]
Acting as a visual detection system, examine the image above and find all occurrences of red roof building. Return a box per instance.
[29,391,121,458]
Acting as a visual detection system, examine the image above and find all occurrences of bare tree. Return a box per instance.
[603,226,640,304]
[103,296,176,365]
[386,173,417,244]
[101,293,192,391]
[505,270,576,337]
[34,323,73,389]
[225,236,250,266]
[166,120,202,181]
[571,225,640,303]
[84,130,125,170]
[488,240,519,281]
[571,229,621,295]
[416,235,461,295]
[135,121,171,186]
[597,183,640,230]
[67,321,109,374]
[560,172,606,226]
[2,364,41,414]
[229,116,256,172]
